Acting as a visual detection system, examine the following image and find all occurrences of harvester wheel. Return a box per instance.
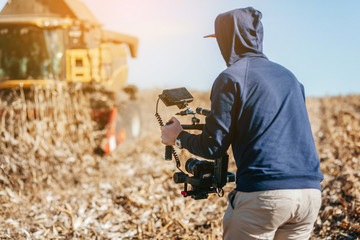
[117,101,142,142]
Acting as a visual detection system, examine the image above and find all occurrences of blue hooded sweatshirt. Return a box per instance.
[177,7,323,192]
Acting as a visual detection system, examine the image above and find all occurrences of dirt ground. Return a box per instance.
[0,88,359,239]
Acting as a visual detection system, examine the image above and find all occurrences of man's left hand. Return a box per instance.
[161,117,183,145]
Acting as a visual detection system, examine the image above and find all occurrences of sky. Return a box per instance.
[0,0,7,12]
[81,0,360,97]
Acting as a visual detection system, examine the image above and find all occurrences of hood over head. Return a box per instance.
[215,7,265,66]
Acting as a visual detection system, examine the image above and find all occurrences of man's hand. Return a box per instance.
[161,117,183,145]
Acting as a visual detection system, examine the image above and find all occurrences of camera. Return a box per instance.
[173,155,235,200]
[156,87,235,200]
[185,158,213,178]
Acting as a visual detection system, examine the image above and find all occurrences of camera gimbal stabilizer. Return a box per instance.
[156,87,235,200]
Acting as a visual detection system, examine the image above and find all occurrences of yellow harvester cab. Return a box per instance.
[0,0,141,153]
[0,0,138,92]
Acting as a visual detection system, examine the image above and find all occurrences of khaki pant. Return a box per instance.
[223,189,321,240]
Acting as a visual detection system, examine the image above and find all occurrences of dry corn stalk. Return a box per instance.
[0,90,359,239]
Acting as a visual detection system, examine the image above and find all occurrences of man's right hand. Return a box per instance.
[161,117,183,145]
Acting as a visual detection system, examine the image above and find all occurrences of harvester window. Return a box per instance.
[75,59,83,67]
[0,25,65,81]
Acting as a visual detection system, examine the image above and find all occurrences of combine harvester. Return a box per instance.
[0,0,141,154]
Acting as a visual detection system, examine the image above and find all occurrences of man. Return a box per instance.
[161,7,323,240]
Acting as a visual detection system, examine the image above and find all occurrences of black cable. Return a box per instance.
[155,97,184,173]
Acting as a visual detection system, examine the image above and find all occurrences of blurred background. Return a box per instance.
[82,0,360,97]
[0,1,359,239]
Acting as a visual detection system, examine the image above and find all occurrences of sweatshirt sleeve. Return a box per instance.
[178,73,238,159]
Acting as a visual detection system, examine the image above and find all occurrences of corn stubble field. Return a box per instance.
[0,87,359,239]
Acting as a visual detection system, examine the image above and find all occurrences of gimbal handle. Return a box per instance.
[181,124,204,130]
[165,122,173,161]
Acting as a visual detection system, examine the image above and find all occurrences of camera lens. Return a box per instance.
[173,172,186,183]
[185,158,214,177]
[185,158,200,175]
